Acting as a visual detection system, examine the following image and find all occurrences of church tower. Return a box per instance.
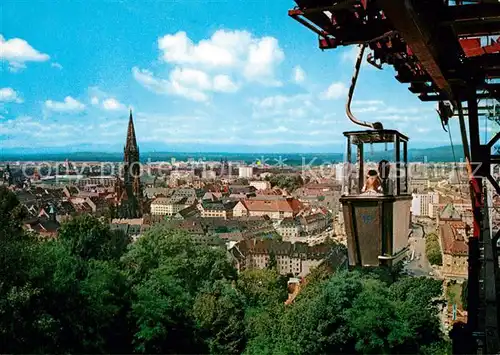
[120,110,142,217]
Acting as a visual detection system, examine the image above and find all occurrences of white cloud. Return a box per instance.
[342,46,361,63]
[250,94,315,119]
[254,126,291,134]
[243,36,284,85]
[0,87,23,103]
[133,67,171,94]
[354,106,379,113]
[157,30,284,85]
[416,127,431,133]
[352,100,384,106]
[292,65,306,84]
[44,96,85,112]
[51,62,63,69]
[133,66,239,101]
[102,98,126,111]
[0,34,50,71]
[321,82,348,100]
[90,96,99,105]
[379,114,420,122]
[213,75,239,92]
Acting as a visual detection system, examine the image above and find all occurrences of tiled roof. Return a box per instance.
[439,223,468,256]
[243,198,300,213]
[301,213,327,224]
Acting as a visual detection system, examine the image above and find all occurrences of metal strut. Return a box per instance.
[346,44,384,130]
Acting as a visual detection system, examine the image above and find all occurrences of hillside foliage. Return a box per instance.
[0,186,450,354]
[426,233,443,266]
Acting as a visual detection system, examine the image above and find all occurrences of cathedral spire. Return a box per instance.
[125,109,138,152]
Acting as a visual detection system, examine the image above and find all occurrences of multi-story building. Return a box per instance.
[110,218,149,241]
[249,180,271,191]
[200,200,237,219]
[278,217,302,241]
[229,239,332,277]
[201,170,217,180]
[411,191,439,217]
[78,176,117,187]
[238,166,254,178]
[439,221,468,279]
[299,212,330,235]
[410,178,429,193]
[150,195,196,216]
[233,198,302,220]
[144,187,171,199]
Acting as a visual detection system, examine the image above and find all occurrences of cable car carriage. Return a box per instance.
[339,44,412,268]
[340,130,411,267]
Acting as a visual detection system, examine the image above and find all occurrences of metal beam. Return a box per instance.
[444,4,500,23]
[377,0,455,101]
[455,21,500,37]
[419,92,495,101]
[296,0,357,14]
[408,82,436,94]
[468,89,482,351]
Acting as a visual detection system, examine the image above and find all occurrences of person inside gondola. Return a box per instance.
[378,159,393,195]
[361,169,383,195]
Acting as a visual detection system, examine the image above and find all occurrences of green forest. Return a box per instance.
[1,186,451,354]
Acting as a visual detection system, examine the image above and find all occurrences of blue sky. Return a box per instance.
[0,0,486,153]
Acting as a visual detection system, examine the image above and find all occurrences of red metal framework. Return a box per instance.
[289,1,500,353]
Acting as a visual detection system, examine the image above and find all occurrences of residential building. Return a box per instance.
[299,212,330,234]
[150,195,196,216]
[235,198,302,220]
[24,217,60,238]
[238,166,253,178]
[439,222,468,279]
[200,200,237,219]
[277,217,302,242]
[144,187,171,199]
[411,192,439,217]
[410,178,430,193]
[249,180,271,191]
[233,200,250,217]
[173,205,200,220]
[201,170,217,180]
[229,239,333,277]
[110,218,148,241]
[78,176,117,187]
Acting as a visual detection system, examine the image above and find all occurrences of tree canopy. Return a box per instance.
[0,189,451,354]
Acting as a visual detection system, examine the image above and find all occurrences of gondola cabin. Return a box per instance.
[340,130,412,267]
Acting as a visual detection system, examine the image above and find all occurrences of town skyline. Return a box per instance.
[2,1,491,152]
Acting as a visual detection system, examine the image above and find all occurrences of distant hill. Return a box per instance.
[362,145,464,163]
[0,145,464,164]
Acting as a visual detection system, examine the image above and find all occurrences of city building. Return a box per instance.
[233,198,302,220]
[439,222,468,279]
[238,166,253,178]
[249,180,271,191]
[410,178,430,193]
[299,212,330,234]
[199,200,237,219]
[229,239,336,277]
[411,192,439,217]
[278,217,302,241]
[110,218,149,241]
[150,196,195,216]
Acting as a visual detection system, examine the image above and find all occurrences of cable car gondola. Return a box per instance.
[340,45,412,268]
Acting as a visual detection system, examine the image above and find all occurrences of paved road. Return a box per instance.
[405,224,434,277]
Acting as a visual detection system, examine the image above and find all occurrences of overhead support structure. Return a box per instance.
[376,0,455,104]
[289,0,500,353]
